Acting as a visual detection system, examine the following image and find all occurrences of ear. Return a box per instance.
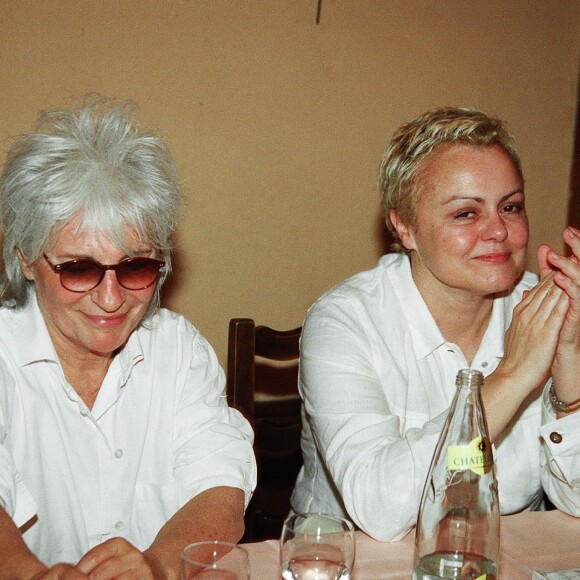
[389,209,417,251]
[16,248,36,281]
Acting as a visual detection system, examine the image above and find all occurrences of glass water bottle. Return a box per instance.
[413,369,500,580]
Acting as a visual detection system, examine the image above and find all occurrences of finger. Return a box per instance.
[515,275,567,335]
[537,244,554,280]
[536,275,569,318]
[517,271,555,310]
[77,539,154,580]
[553,268,580,297]
[546,250,580,290]
[31,564,89,580]
[85,554,155,580]
[76,538,132,574]
[553,269,580,339]
[564,226,580,259]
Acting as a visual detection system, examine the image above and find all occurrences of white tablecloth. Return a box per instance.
[242,510,580,579]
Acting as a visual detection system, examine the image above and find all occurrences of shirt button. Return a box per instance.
[481,361,488,368]
[550,432,563,444]
[114,449,123,459]
[115,520,124,530]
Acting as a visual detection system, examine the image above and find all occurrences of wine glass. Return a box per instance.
[280,512,356,580]
[179,540,250,580]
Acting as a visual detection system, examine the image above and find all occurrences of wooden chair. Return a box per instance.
[226,318,303,542]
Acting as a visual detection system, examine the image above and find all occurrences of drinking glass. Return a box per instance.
[280,512,355,580]
[179,540,250,580]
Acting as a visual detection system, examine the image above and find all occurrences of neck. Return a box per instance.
[48,334,115,408]
[409,255,494,365]
[60,353,113,408]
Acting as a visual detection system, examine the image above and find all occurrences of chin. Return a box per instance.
[88,336,130,356]
[482,273,524,296]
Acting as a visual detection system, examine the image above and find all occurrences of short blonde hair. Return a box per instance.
[378,107,523,252]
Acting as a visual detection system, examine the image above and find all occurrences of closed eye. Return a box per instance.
[455,210,476,220]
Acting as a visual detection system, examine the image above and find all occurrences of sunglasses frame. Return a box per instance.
[43,253,165,293]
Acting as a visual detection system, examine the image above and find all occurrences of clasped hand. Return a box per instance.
[537,226,580,404]
[31,538,162,580]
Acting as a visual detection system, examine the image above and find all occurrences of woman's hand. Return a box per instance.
[483,271,569,440]
[0,508,89,580]
[30,564,89,579]
[500,271,569,390]
[75,538,161,580]
[537,226,580,406]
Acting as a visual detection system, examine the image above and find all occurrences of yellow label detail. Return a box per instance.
[475,576,487,580]
[448,436,493,475]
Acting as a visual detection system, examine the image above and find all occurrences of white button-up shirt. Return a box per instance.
[0,294,256,565]
[291,253,580,541]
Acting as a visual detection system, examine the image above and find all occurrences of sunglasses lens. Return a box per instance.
[53,257,163,292]
[59,261,103,292]
[116,258,163,290]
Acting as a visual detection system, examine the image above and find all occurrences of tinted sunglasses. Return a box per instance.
[43,254,165,293]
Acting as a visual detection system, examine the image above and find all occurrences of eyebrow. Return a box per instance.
[442,189,525,205]
[54,248,153,261]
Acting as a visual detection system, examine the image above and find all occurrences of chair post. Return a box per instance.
[226,318,256,425]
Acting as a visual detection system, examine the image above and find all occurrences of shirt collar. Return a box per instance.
[389,255,447,360]
[12,291,60,366]
[91,334,144,420]
[475,294,506,361]
[12,290,145,379]
[118,330,145,384]
[388,254,506,362]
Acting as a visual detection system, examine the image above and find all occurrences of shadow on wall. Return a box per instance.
[374,209,398,257]
[160,210,398,311]
[160,244,187,306]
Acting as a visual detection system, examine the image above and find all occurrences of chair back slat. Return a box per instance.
[226,318,256,424]
[255,325,301,360]
[226,317,303,542]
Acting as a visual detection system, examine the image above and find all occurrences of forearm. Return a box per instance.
[538,230,580,417]
[480,367,544,441]
[310,411,447,542]
[550,351,580,419]
[482,271,571,439]
[0,507,45,579]
[144,486,245,579]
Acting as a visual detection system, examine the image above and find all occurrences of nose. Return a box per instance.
[481,212,508,242]
[90,270,126,312]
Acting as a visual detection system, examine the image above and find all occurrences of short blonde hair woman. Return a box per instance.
[291,106,580,541]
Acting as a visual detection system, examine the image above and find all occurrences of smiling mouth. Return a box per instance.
[84,313,127,327]
[475,253,510,263]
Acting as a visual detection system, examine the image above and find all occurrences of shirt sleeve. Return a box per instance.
[540,385,580,515]
[0,422,37,528]
[299,300,448,542]
[172,331,257,508]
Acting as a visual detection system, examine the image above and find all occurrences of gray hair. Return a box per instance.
[0,96,180,318]
[378,106,523,253]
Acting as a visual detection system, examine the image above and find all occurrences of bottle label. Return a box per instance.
[448,436,493,475]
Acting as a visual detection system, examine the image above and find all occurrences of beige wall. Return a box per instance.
[1,1,579,364]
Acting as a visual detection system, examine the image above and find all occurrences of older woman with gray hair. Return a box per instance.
[0,98,256,578]
[291,106,580,542]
